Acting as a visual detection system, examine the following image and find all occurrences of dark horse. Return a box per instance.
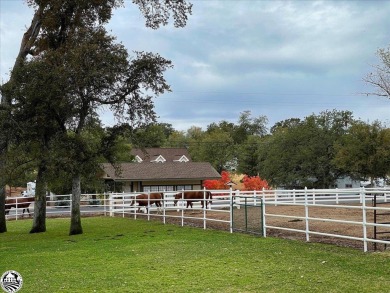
[131,192,163,213]
[173,191,212,209]
[5,196,35,217]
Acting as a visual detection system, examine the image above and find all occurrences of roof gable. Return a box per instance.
[131,148,191,163]
[174,155,189,162]
[151,155,166,163]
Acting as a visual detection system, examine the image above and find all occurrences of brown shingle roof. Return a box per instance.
[102,162,221,181]
[131,148,191,162]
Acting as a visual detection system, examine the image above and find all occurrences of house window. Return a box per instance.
[150,186,159,192]
[143,186,174,192]
[176,185,192,191]
[345,184,353,188]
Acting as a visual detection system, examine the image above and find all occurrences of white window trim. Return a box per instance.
[151,155,166,163]
[174,155,189,162]
[134,155,143,163]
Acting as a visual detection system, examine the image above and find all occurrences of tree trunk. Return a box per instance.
[69,174,83,235]
[30,164,47,233]
[0,186,6,233]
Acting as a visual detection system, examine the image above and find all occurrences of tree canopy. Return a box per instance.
[257,110,354,189]
[333,121,390,182]
[0,0,193,234]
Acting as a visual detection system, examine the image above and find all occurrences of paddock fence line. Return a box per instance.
[5,193,112,220]
[233,187,390,252]
[5,187,390,251]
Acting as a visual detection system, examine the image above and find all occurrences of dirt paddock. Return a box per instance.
[135,203,390,252]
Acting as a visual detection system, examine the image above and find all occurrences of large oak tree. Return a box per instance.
[0,0,192,234]
[257,110,354,189]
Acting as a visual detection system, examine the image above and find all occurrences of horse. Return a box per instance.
[5,196,35,217]
[173,191,212,209]
[130,192,163,213]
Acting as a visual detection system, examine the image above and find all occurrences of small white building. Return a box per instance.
[26,181,36,196]
[335,177,361,189]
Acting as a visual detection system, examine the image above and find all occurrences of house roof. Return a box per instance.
[131,148,191,163]
[101,162,221,181]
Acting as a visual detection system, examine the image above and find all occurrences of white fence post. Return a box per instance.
[261,187,265,205]
[103,192,107,216]
[362,190,368,252]
[262,195,266,238]
[122,194,125,218]
[181,190,184,227]
[274,190,277,205]
[203,188,207,229]
[163,192,166,224]
[15,197,18,221]
[134,193,138,219]
[312,188,316,205]
[304,187,310,242]
[229,187,233,233]
[147,192,150,221]
[109,193,113,217]
[70,193,72,217]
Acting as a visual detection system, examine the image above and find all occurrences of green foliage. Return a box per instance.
[270,118,301,134]
[0,143,36,188]
[186,111,268,173]
[258,110,353,188]
[333,121,390,181]
[207,110,268,144]
[0,0,193,233]
[191,129,235,173]
[165,130,188,148]
[131,123,174,148]
[237,135,263,176]
[1,217,390,292]
[234,110,268,142]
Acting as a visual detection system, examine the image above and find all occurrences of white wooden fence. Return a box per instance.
[234,187,390,252]
[5,187,390,252]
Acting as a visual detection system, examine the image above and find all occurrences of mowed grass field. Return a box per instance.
[1,217,390,293]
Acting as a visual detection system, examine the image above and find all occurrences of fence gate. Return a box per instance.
[231,196,263,235]
[373,194,390,251]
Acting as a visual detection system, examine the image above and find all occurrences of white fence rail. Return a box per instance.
[234,187,390,252]
[5,193,111,220]
[5,187,390,252]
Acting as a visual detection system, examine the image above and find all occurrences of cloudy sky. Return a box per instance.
[1,0,390,132]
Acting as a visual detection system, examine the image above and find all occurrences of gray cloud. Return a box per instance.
[2,0,390,131]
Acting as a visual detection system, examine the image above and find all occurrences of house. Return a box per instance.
[335,176,361,189]
[101,148,221,193]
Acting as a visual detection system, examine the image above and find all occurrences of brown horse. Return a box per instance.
[131,192,163,213]
[5,196,35,217]
[173,191,212,209]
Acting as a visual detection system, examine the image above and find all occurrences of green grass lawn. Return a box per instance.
[1,217,389,293]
